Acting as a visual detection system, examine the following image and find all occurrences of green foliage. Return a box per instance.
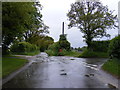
[45,50,58,56]
[27,35,54,52]
[74,46,87,51]
[2,56,28,78]
[59,40,70,51]
[67,1,117,49]
[108,35,120,59]
[58,49,68,56]
[46,42,70,56]
[10,42,38,54]
[59,34,71,51]
[63,50,81,57]
[21,50,40,56]
[2,2,49,55]
[79,49,109,58]
[91,40,110,52]
[102,58,120,78]
[46,35,71,56]
[59,34,67,41]
[46,42,60,56]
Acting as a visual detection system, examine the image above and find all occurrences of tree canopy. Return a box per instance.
[67,1,117,49]
[2,2,49,54]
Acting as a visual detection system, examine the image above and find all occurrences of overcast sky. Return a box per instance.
[40,0,119,48]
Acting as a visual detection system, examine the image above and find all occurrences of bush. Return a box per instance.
[58,49,68,56]
[108,35,120,59]
[46,42,70,56]
[46,35,71,56]
[91,40,110,52]
[59,34,67,41]
[48,42,60,52]
[10,42,38,53]
[59,40,70,51]
[46,42,60,56]
[79,49,109,58]
[59,34,71,51]
[45,50,58,56]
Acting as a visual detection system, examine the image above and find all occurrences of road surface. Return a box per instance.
[2,52,119,88]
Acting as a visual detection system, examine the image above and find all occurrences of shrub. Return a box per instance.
[59,34,71,51]
[79,49,109,58]
[91,40,110,52]
[58,49,68,56]
[45,50,58,56]
[46,42,60,56]
[59,34,67,41]
[108,35,120,59]
[48,42,60,52]
[46,35,71,56]
[59,40,70,51]
[10,42,38,53]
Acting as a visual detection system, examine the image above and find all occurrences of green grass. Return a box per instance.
[64,50,81,57]
[11,50,40,56]
[78,49,109,58]
[102,58,120,78]
[46,50,81,57]
[2,56,28,78]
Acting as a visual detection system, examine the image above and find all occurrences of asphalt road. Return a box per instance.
[2,53,119,88]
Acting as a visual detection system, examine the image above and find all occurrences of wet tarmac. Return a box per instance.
[2,53,119,88]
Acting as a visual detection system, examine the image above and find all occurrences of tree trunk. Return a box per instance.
[86,35,92,50]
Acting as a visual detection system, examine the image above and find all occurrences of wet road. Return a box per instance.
[2,53,119,88]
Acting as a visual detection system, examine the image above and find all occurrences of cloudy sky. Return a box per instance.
[40,0,119,48]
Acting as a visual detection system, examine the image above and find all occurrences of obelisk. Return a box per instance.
[62,22,64,35]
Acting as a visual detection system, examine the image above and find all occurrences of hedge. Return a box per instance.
[10,42,38,53]
[91,40,110,52]
[108,35,120,59]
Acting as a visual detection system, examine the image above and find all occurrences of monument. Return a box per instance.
[59,22,70,51]
[62,22,64,35]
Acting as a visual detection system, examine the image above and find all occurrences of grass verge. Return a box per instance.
[46,50,81,57]
[102,58,120,78]
[11,50,40,56]
[78,49,109,58]
[2,56,28,78]
[64,50,81,57]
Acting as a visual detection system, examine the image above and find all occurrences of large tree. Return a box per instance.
[2,2,48,54]
[23,2,49,42]
[67,1,117,49]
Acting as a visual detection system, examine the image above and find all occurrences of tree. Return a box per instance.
[27,34,54,51]
[2,2,48,54]
[59,34,71,51]
[2,2,34,54]
[67,1,117,49]
[108,35,120,59]
[23,2,49,42]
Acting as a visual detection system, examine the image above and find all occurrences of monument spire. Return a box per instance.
[62,22,64,35]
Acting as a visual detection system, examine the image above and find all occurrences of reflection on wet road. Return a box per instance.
[2,53,119,88]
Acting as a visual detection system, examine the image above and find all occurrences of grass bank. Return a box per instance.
[2,56,28,78]
[46,50,81,57]
[102,58,120,78]
[11,50,40,56]
[63,50,81,57]
[78,49,109,58]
